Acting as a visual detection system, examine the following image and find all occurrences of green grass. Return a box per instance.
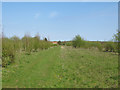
[2,47,61,88]
[56,46,118,88]
[2,46,118,88]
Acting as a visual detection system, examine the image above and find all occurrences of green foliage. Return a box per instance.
[86,41,103,51]
[104,42,116,52]
[44,37,48,41]
[33,35,40,51]
[72,35,85,48]
[71,35,118,52]
[113,30,120,42]
[22,35,33,54]
[2,37,15,67]
[40,41,51,49]
[112,30,120,53]
[10,36,21,52]
[2,34,51,67]
[65,41,72,46]
[60,41,66,45]
[72,35,103,51]
[51,44,58,47]
[58,41,61,45]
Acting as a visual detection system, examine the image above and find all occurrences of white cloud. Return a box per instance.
[49,11,58,18]
[34,13,40,19]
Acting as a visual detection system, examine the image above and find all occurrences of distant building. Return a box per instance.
[52,41,58,44]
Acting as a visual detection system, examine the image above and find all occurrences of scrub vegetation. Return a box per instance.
[2,33,52,67]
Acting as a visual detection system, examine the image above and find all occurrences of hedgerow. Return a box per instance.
[72,35,118,52]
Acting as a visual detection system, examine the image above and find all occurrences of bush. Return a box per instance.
[33,35,40,51]
[58,41,61,45]
[82,41,102,51]
[104,42,115,52]
[111,42,118,53]
[2,33,51,67]
[22,36,33,54]
[72,35,85,48]
[96,43,102,51]
[66,42,72,46]
[10,36,21,52]
[2,38,15,67]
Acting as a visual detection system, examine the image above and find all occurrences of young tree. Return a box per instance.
[44,37,47,41]
[22,34,33,54]
[33,33,40,51]
[72,35,85,48]
[10,36,21,52]
[2,37,15,67]
[58,40,61,45]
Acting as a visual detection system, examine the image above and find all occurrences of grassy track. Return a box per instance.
[2,46,61,88]
[2,46,118,88]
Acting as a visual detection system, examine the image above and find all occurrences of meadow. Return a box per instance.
[1,33,119,88]
[2,46,118,88]
[2,2,119,88]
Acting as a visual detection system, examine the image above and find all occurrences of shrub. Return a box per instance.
[60,42,66,45]
[112,42,118,53]
[33,35,40,51]
[39,40,51,49]
[112,30,120,53]
[66,42,72,46]
[72,35,85,48]
[96,43,102,51]
[10,36,21,52]
[104,42,115,52]
[2,37,15,67]
[22,35,33,54]
[2,33,52,67]
[58,41,62,45]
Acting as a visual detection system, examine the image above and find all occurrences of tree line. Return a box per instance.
[2,30,119,67]
[2,33,52,67]
[59,30,119,53]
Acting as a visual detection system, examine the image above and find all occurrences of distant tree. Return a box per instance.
[58,40,61,45]
[44,38,47,41]
[10,36,21,52]
[22,34,33,54]
[72,35,85,48]
[66,41,72,46]
[33,33,40,51]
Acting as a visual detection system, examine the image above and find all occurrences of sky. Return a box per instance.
[2,2,118,41]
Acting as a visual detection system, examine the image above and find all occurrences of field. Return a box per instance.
[2,46,118,88]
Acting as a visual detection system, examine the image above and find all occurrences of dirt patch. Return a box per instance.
[61,46,64,49]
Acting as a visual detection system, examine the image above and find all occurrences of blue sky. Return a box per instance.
[2,2,118,41]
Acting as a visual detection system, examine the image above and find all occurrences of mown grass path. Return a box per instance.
[2,46,61,88]
[2,46,118,88]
